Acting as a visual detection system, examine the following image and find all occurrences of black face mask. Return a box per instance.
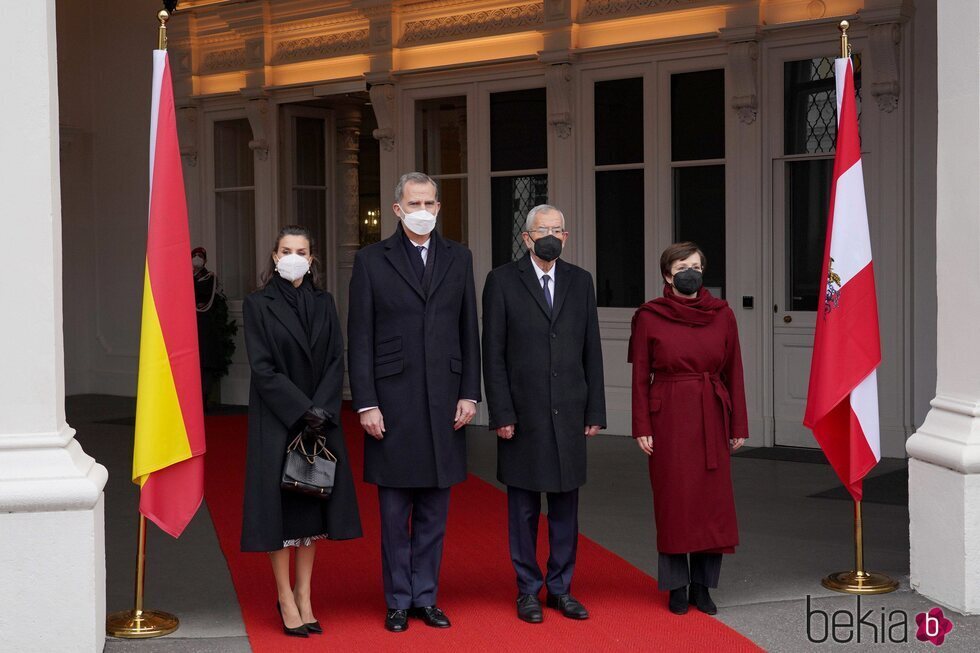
[672,268,703,295]
[531,235,563,262]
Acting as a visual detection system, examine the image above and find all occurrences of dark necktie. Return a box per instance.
[542,274,553,310]
[415,245,425,280]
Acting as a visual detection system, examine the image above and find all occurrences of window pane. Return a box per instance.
[595,77,643,165]
[295,117,325,187]
[359,108,382,247]
[437,178,468,245]
[491,174,547,268]
[671,69,724,161]
[214,119,253,189]
[673,165,725,297]
[596,169,644,307]
[784,55,862,155]
[416,96,467,175]
[293,189,326,263]
[490,88,547,172]
[215,190,255,300]
[785,159,833,310]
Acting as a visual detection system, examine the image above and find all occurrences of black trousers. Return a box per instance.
[508,486,579,596]
[378,486,451,609]
[657,552,723,591]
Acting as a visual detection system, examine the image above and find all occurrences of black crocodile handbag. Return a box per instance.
[281,430,337,499]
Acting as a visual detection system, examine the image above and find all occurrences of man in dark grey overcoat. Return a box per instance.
[348,172,481,633]
[481,204,606,623]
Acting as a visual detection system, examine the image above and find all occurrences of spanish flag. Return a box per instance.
[132,48,206,538]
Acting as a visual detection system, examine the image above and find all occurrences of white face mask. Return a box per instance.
[399,204,438,236]
[192,256,205,269]
[275,253,311,282]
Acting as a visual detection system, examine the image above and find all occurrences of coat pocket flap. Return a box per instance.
[376,335,403,357]
[449,357,463,374]
[374,358,403,379]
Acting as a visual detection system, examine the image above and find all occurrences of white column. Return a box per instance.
[0,1,108,651]
[906,0,980,615]
[367,79,400,236]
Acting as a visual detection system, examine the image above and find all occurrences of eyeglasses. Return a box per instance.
[526,226,566,237]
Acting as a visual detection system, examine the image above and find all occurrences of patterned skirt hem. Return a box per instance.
[282,533,329,548]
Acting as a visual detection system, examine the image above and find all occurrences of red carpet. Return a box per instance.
[204,408,761,652]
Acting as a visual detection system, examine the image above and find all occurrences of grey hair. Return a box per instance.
[524,204,565,232]
[394,172,439,203]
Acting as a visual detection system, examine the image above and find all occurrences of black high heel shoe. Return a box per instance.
[304,620,323,634]
[277,601,310,638]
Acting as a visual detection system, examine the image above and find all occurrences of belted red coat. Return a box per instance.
[629,285,748,554]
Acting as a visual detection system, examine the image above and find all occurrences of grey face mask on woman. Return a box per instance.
[672,268,703,295]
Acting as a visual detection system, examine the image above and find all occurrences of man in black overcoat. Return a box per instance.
[481,204,606,623]
[348,172,481,632]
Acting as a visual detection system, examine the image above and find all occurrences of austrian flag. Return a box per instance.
[803,57,881,501]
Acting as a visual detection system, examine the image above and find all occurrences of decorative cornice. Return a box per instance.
[203,47,247,73]
[400,3,544,45]
[197,32,242,47]
[580,0,699,20]
[273,30,371,63]
[398,0,487,15]
[271,13,364,34]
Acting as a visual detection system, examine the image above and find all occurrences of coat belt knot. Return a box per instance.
[652,371,731,470]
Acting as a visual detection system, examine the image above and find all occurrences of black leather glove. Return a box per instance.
[302,407,335,431]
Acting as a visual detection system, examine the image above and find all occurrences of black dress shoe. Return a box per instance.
[304,620,323,634]
[385,609,409,632]
[546,593,589,620]
[277,602,309,637]
[409,605,451,628]
[516,594,543,623]
[668,588,689,615]
[689,582,718,615]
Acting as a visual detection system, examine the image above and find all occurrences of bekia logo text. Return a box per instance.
[806,596,954,646]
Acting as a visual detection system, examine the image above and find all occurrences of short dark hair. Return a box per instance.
[394,172,439,203]
[660,241,706,280]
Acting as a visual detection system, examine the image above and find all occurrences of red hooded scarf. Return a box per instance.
[627,283,728,362]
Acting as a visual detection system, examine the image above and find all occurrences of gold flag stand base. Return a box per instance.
[106,609,179,639]
[106,514,181,639]
[822,570,899,595]
[821,496,899,596]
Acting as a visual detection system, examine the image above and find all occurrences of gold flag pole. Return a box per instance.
[158,9,169,51]
[106,516,179,637]
[820,22,898,596]
[838,19,851,59]
[106,9,180,638]
[822,500,898,594]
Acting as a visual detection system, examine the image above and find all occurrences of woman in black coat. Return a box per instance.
[241,225,362,637]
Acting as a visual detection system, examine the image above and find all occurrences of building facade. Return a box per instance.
[97,0,933,459]
[7,1,980,650]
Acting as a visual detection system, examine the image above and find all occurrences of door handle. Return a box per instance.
[783,315,792,324]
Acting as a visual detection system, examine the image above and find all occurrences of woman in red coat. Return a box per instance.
[629,242,748,616]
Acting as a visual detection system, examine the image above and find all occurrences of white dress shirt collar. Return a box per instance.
[529,255,556,287]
